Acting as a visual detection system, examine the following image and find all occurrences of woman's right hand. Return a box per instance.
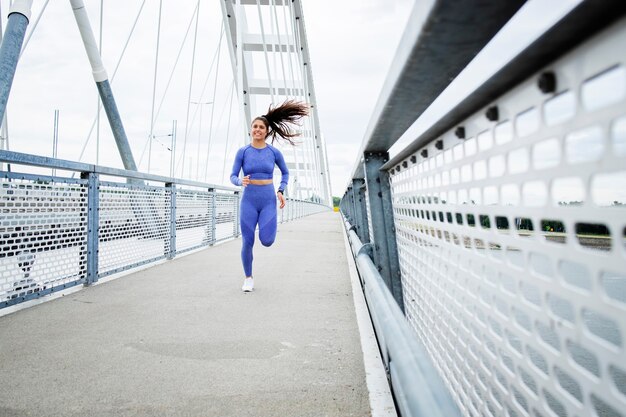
[241,175,250,187]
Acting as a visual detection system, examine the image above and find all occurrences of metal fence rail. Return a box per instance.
[1,150,328,309]
[344,218,462,417]
[342,1,626,417]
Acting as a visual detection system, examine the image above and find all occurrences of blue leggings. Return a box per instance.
[239,184,277,277]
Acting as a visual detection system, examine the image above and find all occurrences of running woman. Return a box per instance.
[230,100,309,292]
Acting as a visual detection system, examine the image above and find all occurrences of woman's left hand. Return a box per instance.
[277,192,286,209]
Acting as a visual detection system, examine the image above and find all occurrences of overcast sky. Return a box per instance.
[1,0,580,197]
[0,0,419,197]
[304,0,413,195]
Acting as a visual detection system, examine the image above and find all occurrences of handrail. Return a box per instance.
[342,214,462,417]
[383,0,626,171]
[0,149,331,208]
[349,0,525,180]
[341,2,626,417]
[0,149,238,190]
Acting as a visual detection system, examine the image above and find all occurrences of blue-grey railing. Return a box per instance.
[341,1,626,417]
[0,149,328,309]
[343,218,463,417]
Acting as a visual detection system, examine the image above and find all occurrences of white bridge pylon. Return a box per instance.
[221,0,331,205]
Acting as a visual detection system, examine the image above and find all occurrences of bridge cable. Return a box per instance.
[147,0,163,174]
[256,0,275,104]
[202,23,224,182]
[18,0,51,59]
[271,0,290,98]
[168,24,224,176]
[291,1,321,200]
[221,80,236,184]
[273,0,301,197]
[200,76,233,182]
[282,1,304,196]
[179,0,201,179]
[136,3,199,169]
[197,24,224,180]
[235,0,247,146]
[288,1,311,194]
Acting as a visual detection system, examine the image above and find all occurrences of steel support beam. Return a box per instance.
[221,0,252,130]
[291,0,331,205]
[0,1,32,123]
[363,152,403,311]
[70,0,138,173]
[96,80,138,171]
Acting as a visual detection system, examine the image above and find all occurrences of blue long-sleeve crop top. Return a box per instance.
[230,144,289,191]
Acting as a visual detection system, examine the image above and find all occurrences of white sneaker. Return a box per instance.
[242,277,254,292]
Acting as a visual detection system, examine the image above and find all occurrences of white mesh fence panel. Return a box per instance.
[389,22,626,417]
[175,188,213,252]
[0,175,88,304]
[0,168,326,309]
[98,182,170,276]
[278,199,328,223]
[215,191,237,242]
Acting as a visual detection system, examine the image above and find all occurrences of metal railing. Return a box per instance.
[342,1,626,417]
[0,149,328,309]
[343,217,463,417]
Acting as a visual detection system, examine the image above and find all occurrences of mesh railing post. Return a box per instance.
[234,191,240,237]
[166,182,176,259]
[83,172,100,285]
[342,190,352,221]
[346,185,355,224]
[350,179,369,242]
[363,151,404,311]
[352,178,369,243]
[209,188,216,246]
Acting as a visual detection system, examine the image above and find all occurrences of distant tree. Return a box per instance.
[333,196,340,208]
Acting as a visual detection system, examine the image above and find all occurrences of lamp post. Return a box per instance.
[191,100,212,181]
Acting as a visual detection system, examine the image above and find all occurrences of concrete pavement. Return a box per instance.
[0,211,372,417]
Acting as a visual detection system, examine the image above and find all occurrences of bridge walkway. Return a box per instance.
[0,211,377,417]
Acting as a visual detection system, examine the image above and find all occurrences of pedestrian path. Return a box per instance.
[0,211,376,417]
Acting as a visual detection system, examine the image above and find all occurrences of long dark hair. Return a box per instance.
[255,100,309,145]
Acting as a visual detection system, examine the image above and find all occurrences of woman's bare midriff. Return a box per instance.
[248,179,273,185]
